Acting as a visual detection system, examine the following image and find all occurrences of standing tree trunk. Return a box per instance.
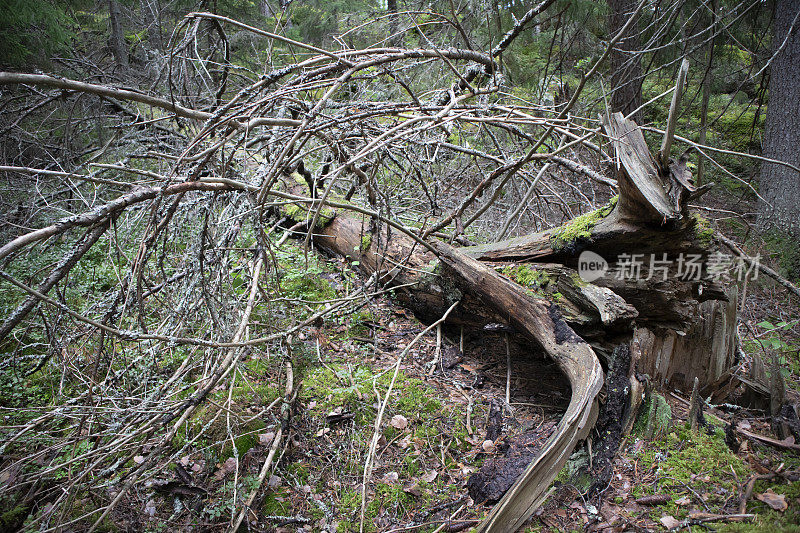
[759,0,800,236]
[108,0,128,70]
[607,0,643,121]
[697,0,718,186]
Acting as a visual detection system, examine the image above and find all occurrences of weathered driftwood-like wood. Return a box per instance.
[633,285,738,392]
[432,243,603,533]
[286,185,605,533]
[461,113,733,393]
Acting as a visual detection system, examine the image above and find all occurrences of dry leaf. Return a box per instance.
[481,440,496,453]
[659,515,680,529]
[675,495,691,506]
[390,414,408,430]
[144,499,157,517]
[403,483,422,497]
[756,489,788,512]
[259,432,276,445]
[383,471,399,483]
[133,455,145,464]
[421,470,438,483]
[222,457,237,473]
[397,434,413,449]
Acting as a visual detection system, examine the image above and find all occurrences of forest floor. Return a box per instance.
[110,249,800,533]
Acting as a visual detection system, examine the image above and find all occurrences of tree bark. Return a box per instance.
[758,0,800,236]
[607,0,643,121]
[108,0,129,69]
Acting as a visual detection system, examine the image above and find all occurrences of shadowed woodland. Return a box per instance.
[1,0,800,531]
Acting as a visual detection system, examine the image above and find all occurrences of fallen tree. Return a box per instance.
[282,111,735,531]
[0,19,747,529]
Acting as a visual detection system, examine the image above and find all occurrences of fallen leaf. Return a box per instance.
[756,489,788,512]
[144,499,157,517]
[675,495,691,506]
[383,471,399,483]
[421,470,438,483]
[133,455,145,464]
[259,432,276,445]
[659,515,680,529]
[403,483,422,497]
[481,440,496,453]
[315,427,330,437]
[390,414,408,430]
[222,457,237,473]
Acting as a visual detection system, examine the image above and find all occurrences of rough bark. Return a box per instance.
[759,0,800,236]
[607,0,644,121]
[108,0,129,69]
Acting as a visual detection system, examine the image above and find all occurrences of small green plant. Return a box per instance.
[750,320,800,377]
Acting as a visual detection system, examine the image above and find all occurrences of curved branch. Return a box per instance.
[0,181,234,263]
[0,72,301,129]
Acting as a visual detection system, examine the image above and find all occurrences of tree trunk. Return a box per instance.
[758,0,800,236]
[108,0,128,69]
[697,0,718,186]
[607,0,643,121]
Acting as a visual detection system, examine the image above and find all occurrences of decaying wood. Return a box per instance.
[434,243,603,532]
[288,112,735,531]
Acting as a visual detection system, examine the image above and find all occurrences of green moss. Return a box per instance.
[282,202,335,228]
[395,378,442,417]
[550,197,617,252]
[282,273,337,302]
[634,392,672,440]
[286,462,311,484]
[555,448,592,492]
[220,419,267,460]
[0,502,27,531]
[719,480,800,532]
[500,265,550,290]
[262,488,291,515]
[632,425,748,524]
[345,309,376,338]
[692,214,715,247]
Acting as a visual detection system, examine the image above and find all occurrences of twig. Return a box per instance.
[359,300,460,533]
[716,231,800,300]
[505,333,511,405]
[228,360,293,533]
